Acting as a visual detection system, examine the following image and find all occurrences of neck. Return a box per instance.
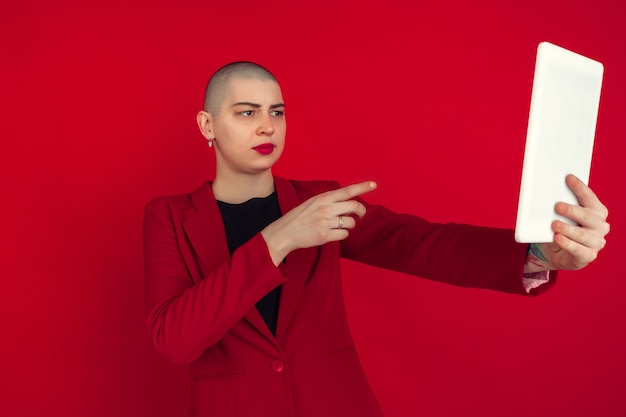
[212,170,275,204]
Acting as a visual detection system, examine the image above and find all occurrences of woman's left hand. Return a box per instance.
[539,174,610,270]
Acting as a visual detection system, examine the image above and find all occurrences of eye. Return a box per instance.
[239,110,255,117]
[270,110,284,116]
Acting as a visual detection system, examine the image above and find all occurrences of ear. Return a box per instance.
[196,111,214,139]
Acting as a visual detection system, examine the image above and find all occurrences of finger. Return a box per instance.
[326,229,351,242]
[552,220,607,250]
[553,233,598,269]
[327,200,367,218]
[555,202,610,236]
[565,174,609,217]
[328,181,377,203]
[330,216,357,230]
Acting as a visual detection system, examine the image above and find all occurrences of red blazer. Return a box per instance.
[143,177,537,417]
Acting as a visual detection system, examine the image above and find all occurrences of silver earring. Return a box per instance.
[208,137,214,148]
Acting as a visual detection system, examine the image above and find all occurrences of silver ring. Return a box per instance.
[338,216,344,229]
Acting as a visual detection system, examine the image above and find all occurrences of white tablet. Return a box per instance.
[514,42,604,243]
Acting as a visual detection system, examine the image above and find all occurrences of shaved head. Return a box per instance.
[203,61,278,115]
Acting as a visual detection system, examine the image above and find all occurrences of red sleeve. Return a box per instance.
[341,201,555,296]
[143,197,288,365]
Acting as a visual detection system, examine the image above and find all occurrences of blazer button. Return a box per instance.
[271,360,284,373]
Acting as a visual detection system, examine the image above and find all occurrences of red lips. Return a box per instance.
[253,144,275,155]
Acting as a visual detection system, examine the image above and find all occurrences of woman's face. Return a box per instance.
[210,77,286,177]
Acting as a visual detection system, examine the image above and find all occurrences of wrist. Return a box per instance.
[261,226,292,266]
[524,243,553,273]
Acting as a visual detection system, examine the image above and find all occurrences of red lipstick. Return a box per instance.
[253,144,275,155]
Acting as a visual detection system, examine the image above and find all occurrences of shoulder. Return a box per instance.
[144,182,212,219]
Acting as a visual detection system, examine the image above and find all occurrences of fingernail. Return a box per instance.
[370,181,377,189]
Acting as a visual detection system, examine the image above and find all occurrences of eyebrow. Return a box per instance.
[231,102,286,109]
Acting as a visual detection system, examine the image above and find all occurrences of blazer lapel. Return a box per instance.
[182,182,278,343]
[183,182,230,278]
[274,177,320,342]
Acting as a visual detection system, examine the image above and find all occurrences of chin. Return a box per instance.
[252,163,277,173]
[248,160,278,174]
[257,151,282,170]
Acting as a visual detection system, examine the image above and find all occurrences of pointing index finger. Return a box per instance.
[333,181,377,202]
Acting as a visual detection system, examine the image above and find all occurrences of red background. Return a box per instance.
[2,1,625,416]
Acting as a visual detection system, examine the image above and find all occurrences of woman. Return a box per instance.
[143,62,609,417]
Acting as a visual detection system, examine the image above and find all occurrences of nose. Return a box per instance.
[256,111,275,136]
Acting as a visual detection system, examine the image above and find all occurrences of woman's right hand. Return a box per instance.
[261,181,377,265]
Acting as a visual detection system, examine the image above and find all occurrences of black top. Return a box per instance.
[217,191,282,335]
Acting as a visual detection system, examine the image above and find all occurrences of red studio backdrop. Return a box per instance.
[2,1,625,416]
